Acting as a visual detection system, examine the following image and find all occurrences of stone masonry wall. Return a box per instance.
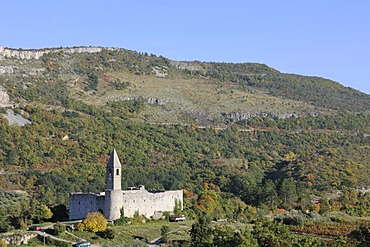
[122,189,183,218]
[69,193,105,220]
[69,189,183,220]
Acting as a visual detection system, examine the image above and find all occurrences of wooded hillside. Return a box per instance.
[0,47,369,235]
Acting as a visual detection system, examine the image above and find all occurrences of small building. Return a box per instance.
[69,149,183,221]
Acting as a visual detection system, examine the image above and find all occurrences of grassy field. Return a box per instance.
[3,213,369,246]
[68,220,194,246]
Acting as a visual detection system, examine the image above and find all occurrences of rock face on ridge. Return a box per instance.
[0,46,106,60]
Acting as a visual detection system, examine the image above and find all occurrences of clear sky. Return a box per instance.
[1,0,369,94]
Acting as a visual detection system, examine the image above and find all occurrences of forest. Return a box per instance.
[0,103,369,244]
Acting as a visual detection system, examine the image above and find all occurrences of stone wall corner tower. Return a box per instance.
[105,149,122,221]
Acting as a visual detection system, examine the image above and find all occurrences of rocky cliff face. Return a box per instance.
[0,86,11,106]
[223,111,319,123]
[0,65,16,74]
[0,46,108,60]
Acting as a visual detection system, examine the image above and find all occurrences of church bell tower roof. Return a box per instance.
[107,148,122,168]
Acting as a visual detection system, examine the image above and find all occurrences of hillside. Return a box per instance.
[0,46,369,127]
[0,46,369,235]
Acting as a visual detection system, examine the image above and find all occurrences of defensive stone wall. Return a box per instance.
[69,192,105,220]
[69,150,184,221]
[122,188,183,218]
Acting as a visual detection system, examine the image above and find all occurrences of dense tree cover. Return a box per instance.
[246,112,370,131]
[347,224,370,247]
[190,216,311,247]
[0,198,52,232]
[188,216,370,247]
[0,103,368,233]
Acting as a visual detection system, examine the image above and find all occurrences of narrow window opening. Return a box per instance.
[116,169,119,175]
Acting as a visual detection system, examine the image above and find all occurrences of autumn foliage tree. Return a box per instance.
[32,203,53,223]
[77,212,107,232]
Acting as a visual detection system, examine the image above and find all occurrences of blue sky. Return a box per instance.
[1,0,370,94]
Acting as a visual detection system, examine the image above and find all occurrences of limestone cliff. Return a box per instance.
[0,46,109,60]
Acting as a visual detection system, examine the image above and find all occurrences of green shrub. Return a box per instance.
[53,222,66,235]
[96,228,115,239]
[274,211,307,226]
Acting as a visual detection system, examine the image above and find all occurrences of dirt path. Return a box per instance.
[36,230,73,243]
[35,230,101,247]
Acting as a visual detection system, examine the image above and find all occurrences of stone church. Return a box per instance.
[69,149,183,221]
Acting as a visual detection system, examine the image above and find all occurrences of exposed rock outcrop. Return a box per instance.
[107,95,166,105]
[147,97,165,105]
[224,111,319,123]
[170,60,202,71]
[2,109,31,126]
[0,65,16,74]
[152,66,168,78]
[0,85,11,106]
[2,233,37,245]
[0,46,109,60]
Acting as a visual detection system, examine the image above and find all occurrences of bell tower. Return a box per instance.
[106,148,122,191]
[105,149,122,221]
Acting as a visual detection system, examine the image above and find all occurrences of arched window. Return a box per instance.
[116,169,119,175]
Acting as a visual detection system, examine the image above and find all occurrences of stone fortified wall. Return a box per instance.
[69,149,184,221]
[0,46,114,60]
[122,188,183,218]
[69,188,183,220]
[69,192,105,220]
